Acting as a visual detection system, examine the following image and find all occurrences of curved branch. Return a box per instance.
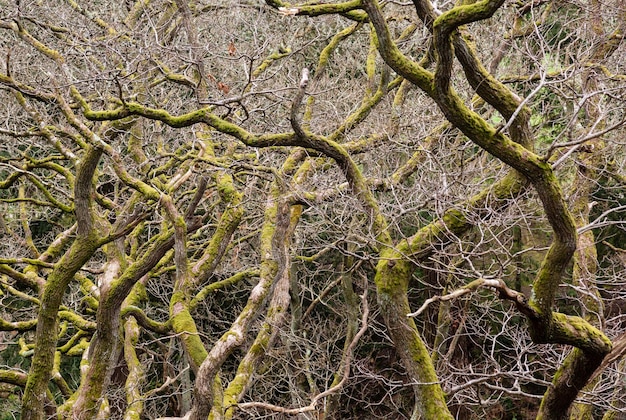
[432,0,505,94]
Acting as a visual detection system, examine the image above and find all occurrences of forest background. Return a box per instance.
[0,0,625,419]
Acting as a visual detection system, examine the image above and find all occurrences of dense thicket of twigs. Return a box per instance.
[0,0,625,419]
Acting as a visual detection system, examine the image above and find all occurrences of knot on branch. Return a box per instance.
[299,68,310,89]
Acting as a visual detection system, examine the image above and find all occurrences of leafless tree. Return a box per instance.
[0,0,625,419]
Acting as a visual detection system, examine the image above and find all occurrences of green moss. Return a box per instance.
[252,49,291,78]
[220,320,274,419]
[123,317,144,420]
[191,271,258,310]
[22,234,100,420]
[58,311,96,331]
[531,236,577,317]
[66,338,90,357]
[0,369,28,387]
[207,374,224,419]
[433,0,504,31]
[374,252,453,418]
[259,210,277,252]
[319,24,359,72]
[268,0,366,20]
[170,297,208,370]
[127,281,148,305]
[551,312,612,353]
[374,252,411,295]
[18,26,64,61]
[216,173,240,203]
[0,317,37,332]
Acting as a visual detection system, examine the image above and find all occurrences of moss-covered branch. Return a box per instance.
[122,316,145,420]
[22,147,103,420]
[120,306,170,334]
[217,207,295,419]
[266,0,367,21]
[189,270,259,311]
[189,187,291,419]
[375,253,453,418]
[164,191,210,373]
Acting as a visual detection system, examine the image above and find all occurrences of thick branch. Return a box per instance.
[22,148,102,420]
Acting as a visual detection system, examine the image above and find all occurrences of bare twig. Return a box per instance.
[237,288,369,415]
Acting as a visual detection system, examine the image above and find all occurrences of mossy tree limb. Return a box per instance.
[22,146,103,420]
[544,8,624,415]
[537,348,604,420]
[188,189,291,420]
[375,254,453,419]
[362,2,615,417]
[217,204,296,420]
[64,208,204,418]
[69,246,125,420]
